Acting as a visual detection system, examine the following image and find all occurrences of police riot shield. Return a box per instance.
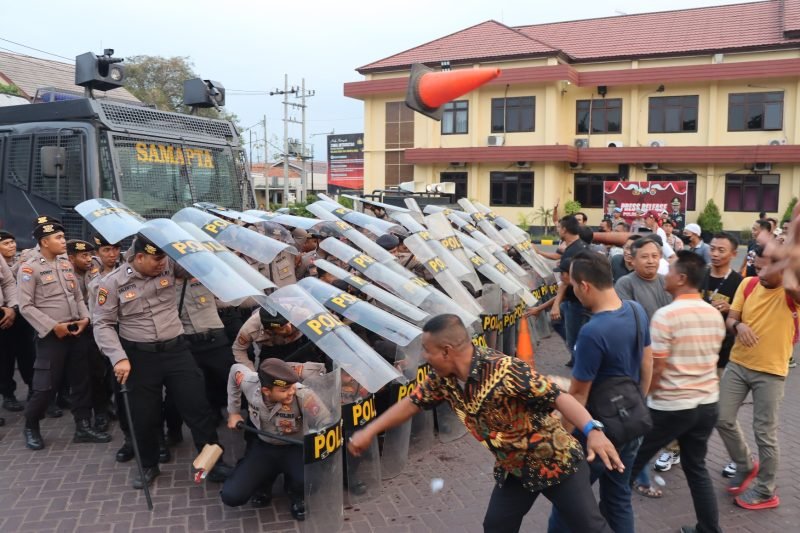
[341,194,413,217]
[75,199,145,245]
[403,197,424,217]
[435,402,466,444]
[502,294,522,356]
[309,200,404,237]
[460,233,537,307]
[193,202,264,225]
[402,233,484,317]
[245,211,326,231]
[340,371,381,504]
[307,210,400,268]
[478,283,504,351]
[172,207,295,265]
[458,198,510,247]
[173,222,276,309]
[424,212,482,286]
[313,259,430,325]
[320,238,480,330]
[267,285,403,392]
[300,367,343,533]
[136,219,266,304]
[499,227,554,280]
[297,277,423,348]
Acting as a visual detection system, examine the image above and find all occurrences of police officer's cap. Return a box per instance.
[291,227,309,244]
[0,230,14,242]
[376,233,400,251]
[93,233,120,248]
[32,215,65,241]
[67,239,96,255]
[258,358,299,388]
[259,307,289,328]
[133,234,164,256]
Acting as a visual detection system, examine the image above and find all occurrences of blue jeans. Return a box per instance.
[560,300,589,361]
[548,435,641,533]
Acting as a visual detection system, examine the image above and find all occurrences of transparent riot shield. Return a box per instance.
[194,202,264,224]
[424,212,481,287]
[75,198,145,244]
[340,371,381,504]
[435,402,466,444]
[267,285,403,392]
[241,209,276,221]
[174,221,276,294]
[301,368,343,533]
[478,284,503,351]
[173,207,295,265]
[297,277,423,348]
[309,200,404,237]
[248,212,326,230]
[320,238,479,330]
[402,234,484,317]
[137,219,266,304]
[342,194,411,215]
[502,294,523,356]
[499,227,554,279]
[314,259,430,325]
[308,210,399,267]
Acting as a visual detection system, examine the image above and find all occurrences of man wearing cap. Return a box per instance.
[684,223,711,265]
[379,233,432,281]
[17,216,111,450]
[0,231,34,413]
[670,197,685,232]
[92,234,230,488]
[293,228,321,279]
[221,358,331,519]
[232,307,308,369]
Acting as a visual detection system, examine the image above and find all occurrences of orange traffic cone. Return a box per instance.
[517,317,535,369]
[406,63,501,120]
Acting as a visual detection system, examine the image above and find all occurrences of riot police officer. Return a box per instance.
[232,307,310,369]
[17,217,111,450]
[0,249,19,426]
[92,234,231,489]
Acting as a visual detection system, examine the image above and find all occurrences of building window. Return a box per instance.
[728,92,783,131]
[576,98,622,134]
[648,96,698,133]
[489,172,533,206]
[440,172,467,200]
[725,174,779,212]
[648,174,697,211]
[491,97,535,133]
[442,101,468,135]
[385,151,413,187]
[385,101,414,149]
[574,174,619,208]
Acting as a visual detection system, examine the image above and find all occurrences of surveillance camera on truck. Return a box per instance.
[0,49,254,247]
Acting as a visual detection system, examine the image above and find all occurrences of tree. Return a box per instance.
[564,200,582,215]
[0,83,22,96]
[697,199,723,233]
[782,197,797,223]
[123,55,241,131]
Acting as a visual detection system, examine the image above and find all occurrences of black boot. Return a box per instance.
[116,436,134,462]
[94,413,110,433]
[250,490,272,508]
[3,395,24,412]
[23,421,44,450]
[205,460,233,483]
[73,418,112,443]
[158,435,171,463]
[290,499,306,521]
[46,401,63,418]
[132,466,160,490]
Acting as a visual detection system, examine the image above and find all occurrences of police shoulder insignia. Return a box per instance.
[237,333,249,345]
[98,288,108,306]
[126,267,133,276]
[21,274,31,282]
[234,371,244,387]
[40,257,46,264]
[21,266,33,274]
[159,278,169,288]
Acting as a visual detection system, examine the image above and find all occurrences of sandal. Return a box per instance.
[633,481,663,498]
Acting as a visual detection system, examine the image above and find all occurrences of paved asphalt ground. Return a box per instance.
[3,245,798,532]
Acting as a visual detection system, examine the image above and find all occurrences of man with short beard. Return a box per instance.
[614,237,673,319]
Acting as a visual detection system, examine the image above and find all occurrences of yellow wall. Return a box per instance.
[357,52,800,229]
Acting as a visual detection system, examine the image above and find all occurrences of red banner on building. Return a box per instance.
[327,133,364,193]
[603,181,688,223]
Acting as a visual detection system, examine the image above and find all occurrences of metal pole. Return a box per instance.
[120,384,153,510]
[263,115,269,208]
[283,74,290,207]
[300,78,307,204]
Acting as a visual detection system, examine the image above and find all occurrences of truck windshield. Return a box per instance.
[109,134,243,218]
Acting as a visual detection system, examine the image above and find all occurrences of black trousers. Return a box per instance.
[25,332,92,424]
[87,336,111,416]
[122,338,219,468]
[189,334,234,409]
[220,438,303,507]
[0,315,35,397]
[631,403,722,533]
[483,460,612,533]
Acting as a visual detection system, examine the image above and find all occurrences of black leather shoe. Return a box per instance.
[205,461,233,483]
[158,440,171,463]
[165,428,183,447]
[23,427,44,450]
[132,466,160,489]
[290,500,306,521]
[250,490,272,508]
[73,419,112,443]
[45,403,63,418]
[348,480,368,496]
[116,439,134,462]
[3,396,24,412]
[94,413,110,433]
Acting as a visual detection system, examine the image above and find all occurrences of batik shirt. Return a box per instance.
[410,346,583,492]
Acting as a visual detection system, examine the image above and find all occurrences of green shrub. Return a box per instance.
[564,200,582,215]
[697,199,723,233]
[781,197,797,223]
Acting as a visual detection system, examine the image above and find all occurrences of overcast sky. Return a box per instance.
[2,0,760,161]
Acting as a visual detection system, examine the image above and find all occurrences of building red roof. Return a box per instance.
[358,0,800,73]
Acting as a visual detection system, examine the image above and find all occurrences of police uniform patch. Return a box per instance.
[124,291,136,300]
[21,267,33,274]
[159,278,169,288]
[43,274,54,282]
[237,334,249,345]
[234,371,244,387]
[98,288,108,306]
[22,274,31,282]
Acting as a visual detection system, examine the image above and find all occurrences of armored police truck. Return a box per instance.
[0,50,253,246]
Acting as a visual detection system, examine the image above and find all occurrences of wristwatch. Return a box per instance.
[582,419,605,437]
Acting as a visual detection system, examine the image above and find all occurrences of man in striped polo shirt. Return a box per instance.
[630,251,725,533]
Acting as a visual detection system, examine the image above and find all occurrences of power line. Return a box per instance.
[0,45,75,74]
[0,36,73,61]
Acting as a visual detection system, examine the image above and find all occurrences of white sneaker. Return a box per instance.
[722,461,737,478]
[654,451,680,472]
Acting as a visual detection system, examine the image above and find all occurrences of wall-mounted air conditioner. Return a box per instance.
[769,139,787,146]
[752,163,772,172]
[574,138,589,148]
[643,163,659,171]
[650,140,666,148]
[449,162,466,168]
[488,135,505,146]
[607,141,624,148]
[515,161,531,168]
[568,162,583,170]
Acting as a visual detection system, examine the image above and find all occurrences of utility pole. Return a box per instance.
[297,79,315,202]
[262,115,269,207]
[270,75,298,206]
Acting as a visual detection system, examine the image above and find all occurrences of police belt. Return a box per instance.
[184,328,226,345]
[121,335,185,353]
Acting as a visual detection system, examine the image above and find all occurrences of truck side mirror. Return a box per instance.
[41,146,67,178]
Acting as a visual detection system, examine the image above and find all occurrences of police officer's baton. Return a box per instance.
[234,421,303,446]
[119,383,154,511]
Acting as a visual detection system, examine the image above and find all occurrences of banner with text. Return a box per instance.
[327,133,364,193]
[603,181,688,222]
